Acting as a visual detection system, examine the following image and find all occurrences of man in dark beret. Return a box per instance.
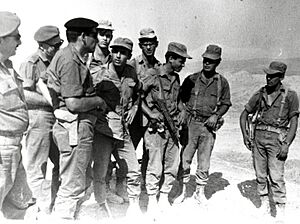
[46,17,107,220]
[19,25,63,216]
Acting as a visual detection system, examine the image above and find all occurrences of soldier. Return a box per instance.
[46,17,107,220]
[129,27,161,149]
[141,42,191,217]
[176,45,231,204]
[89,19,114,67]
[91,37,142,217]
[19,25,63,214]
[87,19,125,205]
[240,61,299,221]
[0,11,32,219]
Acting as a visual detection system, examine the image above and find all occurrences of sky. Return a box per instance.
[3,0,300,69]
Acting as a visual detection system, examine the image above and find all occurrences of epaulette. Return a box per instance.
[28,54,40,64]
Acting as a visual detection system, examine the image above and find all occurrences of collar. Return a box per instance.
[69,43,86,64]
[37,49,50,63]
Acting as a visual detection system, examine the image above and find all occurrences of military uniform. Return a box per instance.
[180,71,231,185]
[142,65,182,196]
[0,12,32,219]
[245,67,299,204]
[91,38,141,211]
[128,28,161,149]
[46,18,99,219]
[19,25,63,212]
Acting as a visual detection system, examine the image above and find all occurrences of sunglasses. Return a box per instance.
[203,58,219,64]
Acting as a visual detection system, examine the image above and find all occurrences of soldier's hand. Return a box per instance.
[150,111,163,121]
[205,114,219,129]
[277,143,289,161]
[178,110,186,125]
[126,105,138,125]
[243,135,253,151]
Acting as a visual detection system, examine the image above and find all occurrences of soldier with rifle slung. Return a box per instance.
[141,42,191,218]
[240,61,299,221]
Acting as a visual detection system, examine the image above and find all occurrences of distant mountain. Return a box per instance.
[184,57,300,76]
[181,60,300,115]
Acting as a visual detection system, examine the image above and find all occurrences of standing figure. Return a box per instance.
[91,37,142,218]
[19,25,63,214]
[176,45,231,204]
[128,27,161,149]
[46,17,106,220]
[240,61,299,221]
[142,42,191,216]
[0,11,32,220]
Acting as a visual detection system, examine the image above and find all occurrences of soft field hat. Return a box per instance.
[97,20,114,31]
[263,61,287,75]
[110,37,133,51]
[202,44,222,60]
[167,42,192,59]
[139,27,156,40]
[0,11,21,37]
[34,25,63,45]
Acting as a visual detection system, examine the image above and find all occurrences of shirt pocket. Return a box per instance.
[0,78,24,111]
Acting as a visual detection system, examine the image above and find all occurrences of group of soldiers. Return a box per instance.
[0,11,298,222]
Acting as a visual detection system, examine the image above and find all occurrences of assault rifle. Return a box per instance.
[156,98,179,146]
[156,75,179,145]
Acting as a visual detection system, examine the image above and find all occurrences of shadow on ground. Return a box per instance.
[170,172,230,201]
[237,179,276,217]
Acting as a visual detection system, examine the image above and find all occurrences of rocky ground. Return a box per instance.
[21,114,300,224]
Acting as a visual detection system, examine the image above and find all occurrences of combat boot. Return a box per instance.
[258,195,270,216]
[98,200,112,219]
[173,183,188,204]
[194,185,207,205]
[106,184,124,204]
[275,203,285,222]
[126,197,142,218]
[116,177,129,202]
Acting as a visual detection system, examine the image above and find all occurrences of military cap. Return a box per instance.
[64,17,98,32]
[167,42,192,59]
[110,37,133,51]
[97,20,114,31]
[34,25,63,45]
[139,27,157,40]
[0,11,21,37]
[263,61,287,75]
[202,45,222,60]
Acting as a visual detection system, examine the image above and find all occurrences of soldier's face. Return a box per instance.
[170,56,186,72]
[111,47,131,67]
[202,57,219,73]
[139,40,157,57]
[97,29,113,48]
[0,29,21,58]
[266,73,283,87]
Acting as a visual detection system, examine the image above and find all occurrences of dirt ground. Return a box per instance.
[21,113,300,224]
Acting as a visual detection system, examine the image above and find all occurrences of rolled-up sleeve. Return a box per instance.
[245,91,260,114]
[288,90,299,119]
[60,61,84,98]
[220,77,232,107]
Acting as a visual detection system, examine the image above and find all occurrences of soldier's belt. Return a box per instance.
[255,124,287,134]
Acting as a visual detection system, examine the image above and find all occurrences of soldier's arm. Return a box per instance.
[240,109,253,150]
[19,62,51,107]
[65,96,107,113]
